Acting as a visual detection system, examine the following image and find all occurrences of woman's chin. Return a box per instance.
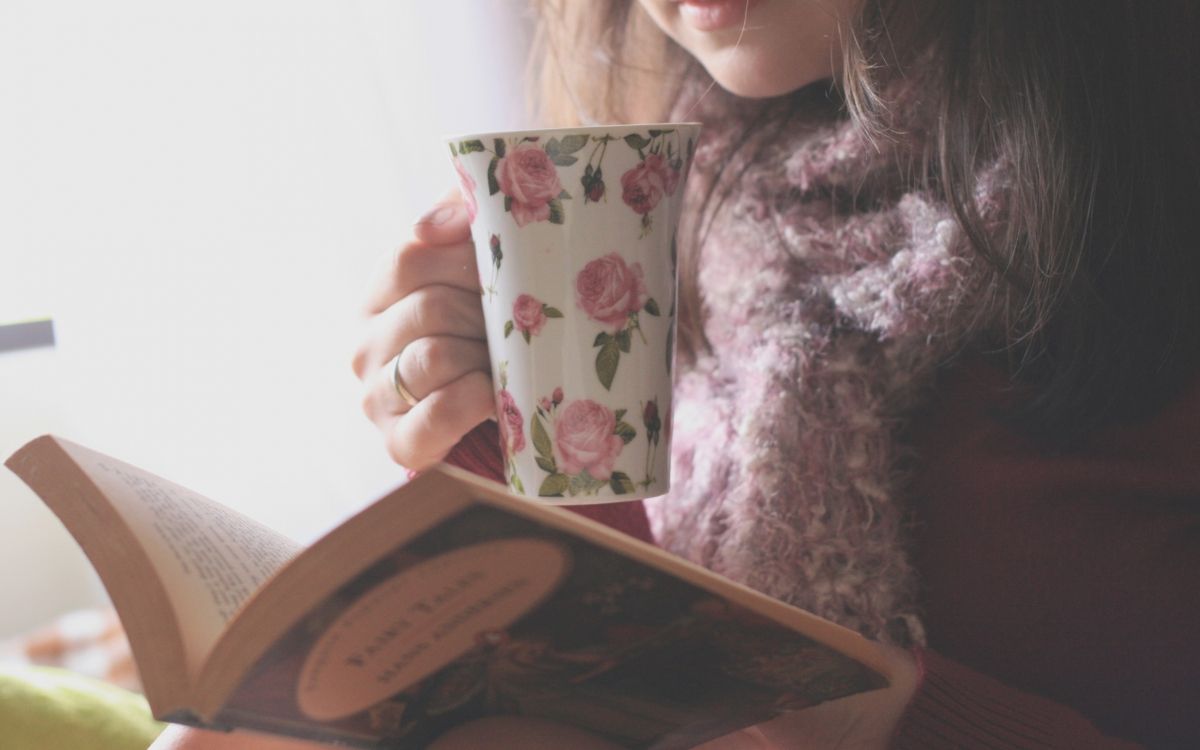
[703,58,832,99]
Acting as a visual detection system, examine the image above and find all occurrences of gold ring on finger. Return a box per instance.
[389,352,420,408]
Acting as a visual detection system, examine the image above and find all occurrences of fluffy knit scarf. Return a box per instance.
[647,82,1009,646]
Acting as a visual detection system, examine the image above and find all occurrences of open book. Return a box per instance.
[7,435,893,749]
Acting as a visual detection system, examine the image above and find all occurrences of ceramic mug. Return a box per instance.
[447,123,700,503]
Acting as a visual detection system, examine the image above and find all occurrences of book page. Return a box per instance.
[62,442,301,671]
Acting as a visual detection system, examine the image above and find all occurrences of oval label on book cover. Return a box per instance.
[296,537,571,720]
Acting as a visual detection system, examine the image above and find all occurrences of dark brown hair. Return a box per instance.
[531,0,1200,443]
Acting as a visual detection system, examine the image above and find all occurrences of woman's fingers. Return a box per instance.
[363,238,479,316]
[412,193,473,245]
[362,190,477,316]
[362,335,490,421]
[381,370,495,471]
[353,191,491,472]
[352,284,486,380]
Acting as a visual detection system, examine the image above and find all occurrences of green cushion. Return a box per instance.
[0,665,164,750]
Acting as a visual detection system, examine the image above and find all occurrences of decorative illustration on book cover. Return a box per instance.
[202,505,885,750]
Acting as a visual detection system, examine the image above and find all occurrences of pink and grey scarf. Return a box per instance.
[649,83,1008,645]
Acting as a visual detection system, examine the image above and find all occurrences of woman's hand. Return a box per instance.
[353,192,494,471]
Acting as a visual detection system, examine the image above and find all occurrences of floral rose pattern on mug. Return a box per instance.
[576,253,661,390]
[530,391,638,497]
[620,129,686,236]
[453,135,593,228]
[482,233,502,301]
[452,130,693,233]
[504,293,563,344]
[495,142,564,226]
[579,134,616,204]
[495,362,526,493]
[450,124,698,499]
[639,397,662,489]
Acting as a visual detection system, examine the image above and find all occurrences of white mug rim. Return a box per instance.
[444,122,701,144]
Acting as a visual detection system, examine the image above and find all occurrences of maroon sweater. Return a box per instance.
[441,361,1199,748]
[903,360,1200,748]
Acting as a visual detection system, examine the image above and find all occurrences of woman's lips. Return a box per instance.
[674,0,763,32]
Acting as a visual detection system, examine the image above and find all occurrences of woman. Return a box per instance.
[158,0,1200,747]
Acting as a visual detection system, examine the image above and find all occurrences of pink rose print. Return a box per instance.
[639,397,663,489]
[453,158,478,224]
[504,294,563,343]
[482,234,502,301]
[585,176,606,202]
[576,253,661,390]
[512,294,548,336]
[536,386,561,418]
[496,143,563,227]
[496,388,525,456]
[530,389,638,496]
[553,400,624,480]
[614,130,689,236]
[575,253,647,333]
[621,153,673,215]
[642,399,661,438]
[580,134,615,205]
[495,362,526,493]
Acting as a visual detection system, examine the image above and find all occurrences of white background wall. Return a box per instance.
[0,0,534,636]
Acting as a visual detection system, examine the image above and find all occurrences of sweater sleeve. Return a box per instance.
[893,648,1144,749]
[904,360,1200,747]
[437,421,656,545]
